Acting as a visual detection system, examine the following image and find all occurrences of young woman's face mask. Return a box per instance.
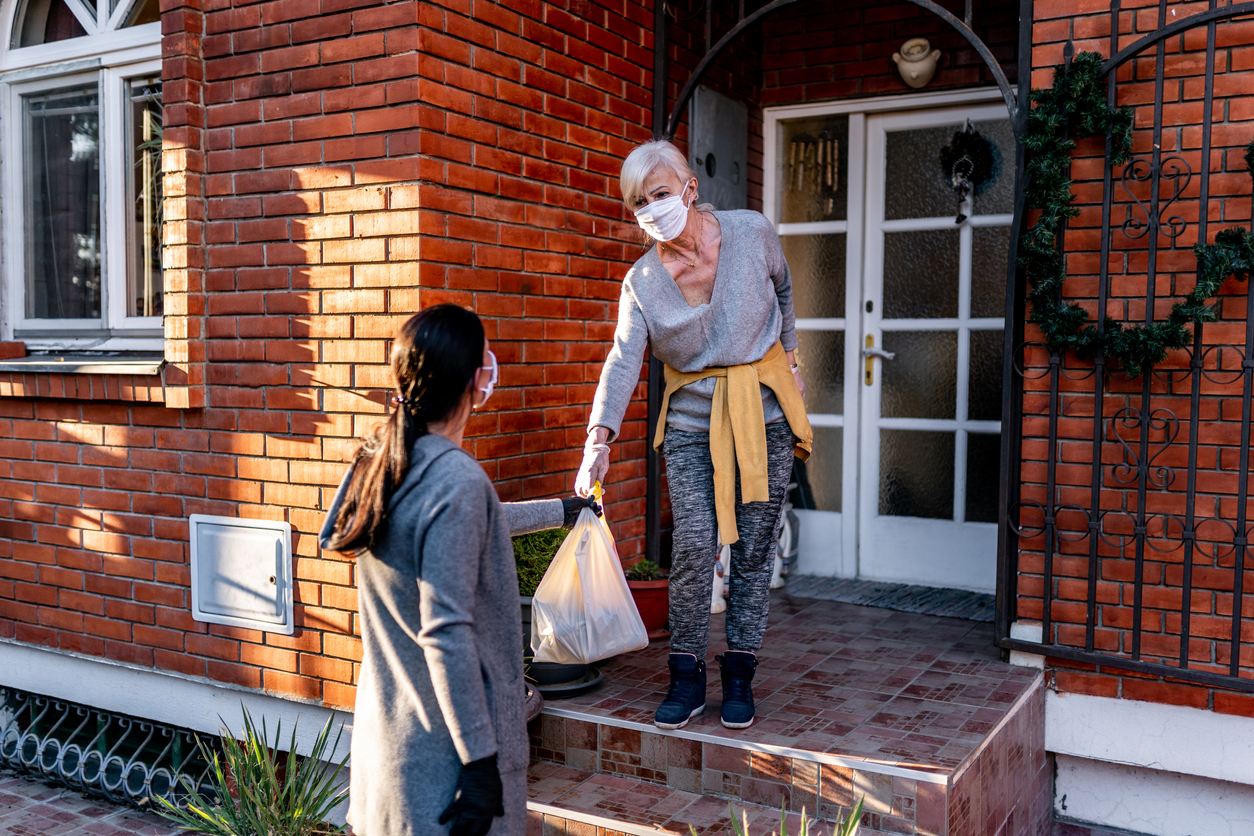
[633,180,695,242]
[474,350,499,408]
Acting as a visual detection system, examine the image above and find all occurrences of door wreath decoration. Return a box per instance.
[1021,51,1254,377]
[939,121,1001,224]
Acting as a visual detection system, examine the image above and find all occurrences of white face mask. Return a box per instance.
[474,350,499,408]
[633,182,694,242]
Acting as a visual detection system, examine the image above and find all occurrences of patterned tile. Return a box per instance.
[535,590,1041,781]
[0,770,181,836]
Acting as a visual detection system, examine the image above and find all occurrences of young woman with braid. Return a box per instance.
[320,305,595,836]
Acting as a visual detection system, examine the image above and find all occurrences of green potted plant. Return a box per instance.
[513,528,567,655]
[625,558,669,639]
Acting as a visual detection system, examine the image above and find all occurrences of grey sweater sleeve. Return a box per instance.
[764,219,799,352]
[414,473,498,765]
[503,498,564,536]
[587,279,649,441]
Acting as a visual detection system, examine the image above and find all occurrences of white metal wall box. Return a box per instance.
[188,514,294,635]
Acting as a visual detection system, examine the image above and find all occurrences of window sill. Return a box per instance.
[0,349,167,403]
[0,355,164,375]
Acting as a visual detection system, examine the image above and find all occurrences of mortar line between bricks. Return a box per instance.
[946,671,1044,787]
[538,706,949,784]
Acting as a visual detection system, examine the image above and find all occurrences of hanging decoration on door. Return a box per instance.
[938,121,1000,224]
[787,133,839,216]
[1020,51,1254,377]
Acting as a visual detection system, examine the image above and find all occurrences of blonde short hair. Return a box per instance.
[619,140,699,209]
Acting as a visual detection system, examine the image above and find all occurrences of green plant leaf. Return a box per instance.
[152,704,348,836]
[513,528,567,596]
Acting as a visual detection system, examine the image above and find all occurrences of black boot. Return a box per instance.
[716,651,758,729]
[654,653,706,730]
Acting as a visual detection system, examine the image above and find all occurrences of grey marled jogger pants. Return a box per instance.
[662,421,796,659]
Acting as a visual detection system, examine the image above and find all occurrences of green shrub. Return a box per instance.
[154,706,348,836]
[513,528,567,597]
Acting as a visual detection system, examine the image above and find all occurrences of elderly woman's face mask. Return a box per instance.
[633,178,696,242]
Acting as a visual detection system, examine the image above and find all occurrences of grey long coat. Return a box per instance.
[319,433,562,836]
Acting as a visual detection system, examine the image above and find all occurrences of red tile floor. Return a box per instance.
[535,591,1041,770]
[528,591,1052,835]
[0,769,180,835]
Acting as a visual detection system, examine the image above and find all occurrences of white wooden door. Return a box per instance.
[856,105,1013,593]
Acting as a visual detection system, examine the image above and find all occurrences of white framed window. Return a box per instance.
[0,0,161,351]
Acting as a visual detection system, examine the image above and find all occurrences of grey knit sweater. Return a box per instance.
[318,435,563,836]
[588,210,797,438]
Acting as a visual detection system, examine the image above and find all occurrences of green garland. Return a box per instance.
[1021,51,1254,377]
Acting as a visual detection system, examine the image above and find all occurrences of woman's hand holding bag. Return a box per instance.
[530,484,650,665]
[574,432,610,497]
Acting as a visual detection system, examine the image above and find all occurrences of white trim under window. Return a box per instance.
[0,0,161,351]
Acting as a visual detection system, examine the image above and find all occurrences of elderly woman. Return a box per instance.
[576,140,813,730]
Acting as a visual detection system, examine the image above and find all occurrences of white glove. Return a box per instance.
[575,440,610,497]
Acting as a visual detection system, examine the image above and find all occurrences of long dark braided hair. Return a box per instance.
[323,304,485,552]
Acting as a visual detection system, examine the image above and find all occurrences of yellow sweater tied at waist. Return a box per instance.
[653,341,813,546]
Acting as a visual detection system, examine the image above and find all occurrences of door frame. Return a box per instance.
[763,86,1011,582]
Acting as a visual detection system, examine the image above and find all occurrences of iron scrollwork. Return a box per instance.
[1119,154,1193,241]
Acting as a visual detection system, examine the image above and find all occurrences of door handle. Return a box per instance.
[863,336,895,385]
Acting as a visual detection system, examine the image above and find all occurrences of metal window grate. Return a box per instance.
[0,687,219,810]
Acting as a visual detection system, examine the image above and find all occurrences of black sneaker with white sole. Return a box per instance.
[654,653,706,729]
[717,650,758,729]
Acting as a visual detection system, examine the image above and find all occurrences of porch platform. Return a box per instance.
[526,589,1050,835]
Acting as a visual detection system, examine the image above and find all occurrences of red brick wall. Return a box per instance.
[1016,3,1254,715]
[0,0,657,708]
[760,0,1019,106]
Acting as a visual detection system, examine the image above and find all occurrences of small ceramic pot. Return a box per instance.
[893,37,942,88]
[627,579,670,639]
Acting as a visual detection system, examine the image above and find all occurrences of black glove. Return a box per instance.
[439,754,503,836]
[562,495,603,527]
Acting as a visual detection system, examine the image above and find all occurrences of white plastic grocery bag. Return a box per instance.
[530,486,649,664]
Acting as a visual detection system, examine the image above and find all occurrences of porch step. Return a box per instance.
[525,761,886,835]
[529,591,1052,835]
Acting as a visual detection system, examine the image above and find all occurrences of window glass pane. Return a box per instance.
[782,233,845,319]
[795,330,843,415]
[881,331,957,419]
[965,433,1001,523]
[780,115,848,223]
[794,426,842,512]
[885,125,958,221]
[123,0,159,26]
[972,226,1011,318]
[25,85,101,320]
[968,329,1004,421]
[129,79,163,318]
[880,430,954,519]
[972,120,1015,215]
[16,0,88,47]
[883,229,959,319]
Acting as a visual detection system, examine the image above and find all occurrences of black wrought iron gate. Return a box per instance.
[998,0,1254,693]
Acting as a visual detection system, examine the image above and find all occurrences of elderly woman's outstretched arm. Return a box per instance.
[588,281,649,443]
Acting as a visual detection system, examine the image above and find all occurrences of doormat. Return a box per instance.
[784,575,996,622]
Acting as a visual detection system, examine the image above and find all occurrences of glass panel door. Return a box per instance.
[775,113,862,578]
[857,105,1013,593]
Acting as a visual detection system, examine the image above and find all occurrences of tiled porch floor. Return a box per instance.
[543,589,1040,775]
